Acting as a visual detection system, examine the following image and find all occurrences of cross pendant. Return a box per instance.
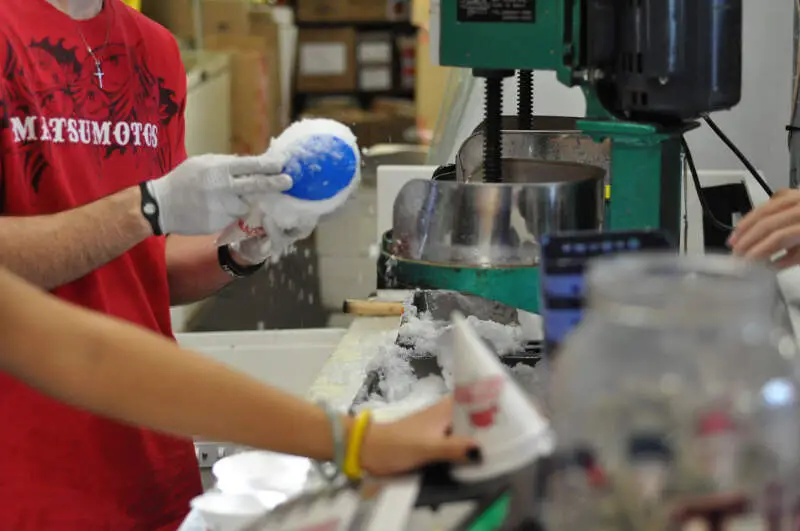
[93,61,104,90]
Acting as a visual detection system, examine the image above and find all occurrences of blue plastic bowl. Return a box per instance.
[281,135,358,201]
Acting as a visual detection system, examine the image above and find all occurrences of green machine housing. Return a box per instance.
[437,0,744,241]
[395,5,747,527]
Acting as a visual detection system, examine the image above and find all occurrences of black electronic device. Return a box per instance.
[539,230,675,358]
[585,0,743,123]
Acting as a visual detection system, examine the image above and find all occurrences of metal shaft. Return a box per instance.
[518,70,534,130]
[484,76,504,183]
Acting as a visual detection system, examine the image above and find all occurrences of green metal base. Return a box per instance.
[380,233,541,314]
[580,120,693,242]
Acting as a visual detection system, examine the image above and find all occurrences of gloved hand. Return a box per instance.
[230,222,317,265]
[145,154,293,235]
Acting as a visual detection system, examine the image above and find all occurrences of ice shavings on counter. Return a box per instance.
[350,331,450,420]
[368,341,418,402]
[354,336,547,422]
[309,327,402,412]
[340,293,546,421]
[397,300,528,357]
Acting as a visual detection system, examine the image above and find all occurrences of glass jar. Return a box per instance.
[545,254,800,530]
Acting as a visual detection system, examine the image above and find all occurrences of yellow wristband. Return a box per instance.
[343,410,372,480]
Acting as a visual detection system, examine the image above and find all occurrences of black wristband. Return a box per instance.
[218,245,264,279]
[139,181,163,236]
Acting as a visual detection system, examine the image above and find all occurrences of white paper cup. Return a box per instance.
[190,492,265,531]
[449,312,554,483]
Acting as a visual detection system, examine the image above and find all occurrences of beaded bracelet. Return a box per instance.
[314,401,345,483]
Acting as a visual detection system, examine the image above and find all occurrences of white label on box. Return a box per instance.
[300,43,347,76]
[359,67,392,91]
[358,41,392,64]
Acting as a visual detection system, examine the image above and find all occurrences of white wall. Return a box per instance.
[447,0,795,191]
[685,0,793,191]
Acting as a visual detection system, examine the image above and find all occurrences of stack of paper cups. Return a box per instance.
[190,492,267,531]
[450,312,555,483]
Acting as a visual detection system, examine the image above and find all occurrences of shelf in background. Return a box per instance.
[295,89,414,98]
[296,20,415,31]
[292,90,414,121]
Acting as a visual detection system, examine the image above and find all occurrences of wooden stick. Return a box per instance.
[342,299,405,316]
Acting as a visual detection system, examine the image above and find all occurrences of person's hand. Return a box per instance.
[145,154,293,236]
[230,222,317,265]
[358,397,481,477]
[729,188,800,268]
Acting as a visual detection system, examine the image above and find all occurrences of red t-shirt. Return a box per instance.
[0,1,202,529]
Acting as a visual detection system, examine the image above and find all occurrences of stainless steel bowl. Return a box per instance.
[392,159,606,267]
[457,116,611,184]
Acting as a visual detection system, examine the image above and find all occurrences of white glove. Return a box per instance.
[145,154,293,235]
[230,222,317,265]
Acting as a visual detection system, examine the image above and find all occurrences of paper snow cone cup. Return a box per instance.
[190,492,266,531]
[449,312,555,483]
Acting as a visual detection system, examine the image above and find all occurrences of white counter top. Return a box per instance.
[178,329,347,399]
[306,316,402,410]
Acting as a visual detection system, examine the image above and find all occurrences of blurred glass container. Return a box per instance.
[546,254,800,530]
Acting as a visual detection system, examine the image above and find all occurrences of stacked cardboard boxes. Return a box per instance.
[296,28,357,93]
[294,1,410,96]
[141,0,195,43]
[142,0,284,154]
[302,97,414,148]
[201,2,284,154]
[296,0,409,23]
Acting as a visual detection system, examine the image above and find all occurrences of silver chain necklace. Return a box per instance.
[74,3,112,90]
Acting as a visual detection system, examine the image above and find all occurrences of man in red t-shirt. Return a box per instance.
[0,0,289,529]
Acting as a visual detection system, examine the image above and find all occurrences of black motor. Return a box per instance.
[584,0,743,124]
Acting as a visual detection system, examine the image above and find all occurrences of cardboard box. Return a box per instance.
[143,0,276,43]
[301,107,376,145]
[371,112,415,145]
[302,106,414,147]
[142,0,195,41]
[297,0,407,23]
[297,28,357,93]
[372,97,415,118]
[206,33,283,154]
[202,0,251,36]
[249,8,279,41]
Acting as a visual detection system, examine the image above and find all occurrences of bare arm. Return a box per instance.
[0,266,344,461]
[166,235,232,306]
[165,235,261,306]
[0,186,152,290]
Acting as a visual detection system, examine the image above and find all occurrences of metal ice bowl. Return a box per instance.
[457,116,611,184]
[391,159,606,267]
